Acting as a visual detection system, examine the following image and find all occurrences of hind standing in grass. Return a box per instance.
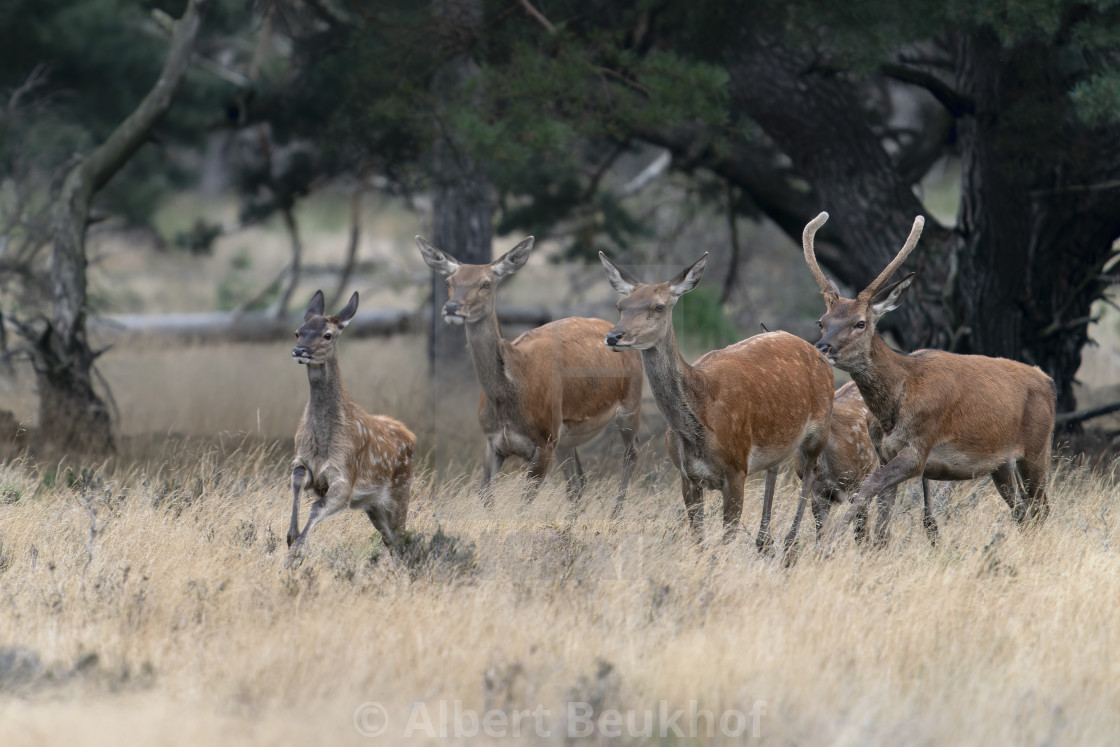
[415,236,643,506]
[286,290,415,569]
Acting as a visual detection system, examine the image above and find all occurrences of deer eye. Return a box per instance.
[653,304,666,313]
[817,320,824,329]
[294,331,299,338]
[855,321,866,329]
[481,281,491,290]
[323,332,332,340]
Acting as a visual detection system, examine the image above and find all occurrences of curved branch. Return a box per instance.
[881,62,974,118]
[84,0,212,193]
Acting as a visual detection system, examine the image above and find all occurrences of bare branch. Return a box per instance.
[1056,402,1120,427]
[83,0,212,192]
[518,0,555,32]
[881,63,975,118]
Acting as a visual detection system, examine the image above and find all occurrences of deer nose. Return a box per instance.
[292,346,310,358]
[605,331,625,347]
[815,341,833,357]
[443,300,461,316]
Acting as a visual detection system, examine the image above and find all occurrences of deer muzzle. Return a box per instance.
[605,330,629,350]
[442,300,466,326]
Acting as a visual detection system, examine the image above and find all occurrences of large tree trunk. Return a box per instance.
[713,26,1120,417]
[428,0,493,385]
[30,0,210,454]
[953,28,1120,417]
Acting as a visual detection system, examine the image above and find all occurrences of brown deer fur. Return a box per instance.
[600,252,834,552]
[416,236,643,503]
[802,212,1055,545]
[286,290,415,569]
[797,382,939,543]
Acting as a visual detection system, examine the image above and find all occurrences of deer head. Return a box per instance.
[803,212,924,371]
[599,252,709,350]
[415,236,535,325]
[292,290,359,366]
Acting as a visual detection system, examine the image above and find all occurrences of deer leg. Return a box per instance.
[287,466,308,548]
[721,472,746,543]
[872,483,899,548]
[921,477,939,545]
[614,419,639,514]
[811,487,834,538]
[681,477,704,539]
[285,481,350,570]
[991,461,1024,521]
[783,460,819,561]
[755,468,778,554]
[559,448,586,501]
[1018,452,1051,524]
[525,443,554,501]
[366,499,400,552]
[480,441,505,506]
[829,449,922,547]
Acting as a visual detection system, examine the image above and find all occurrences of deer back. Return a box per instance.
[500,316,643,442]
[689,331,834,470]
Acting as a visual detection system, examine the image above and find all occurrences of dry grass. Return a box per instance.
[0,435,1118,745]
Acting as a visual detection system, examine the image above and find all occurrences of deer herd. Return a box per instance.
[283,213,1057,568]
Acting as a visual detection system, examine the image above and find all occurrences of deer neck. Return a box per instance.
[463,309,520,405]
[640,327,708,446]
[305,358,346,447]
[847,334,909,433]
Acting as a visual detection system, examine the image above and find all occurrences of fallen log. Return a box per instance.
[86,305,556,345]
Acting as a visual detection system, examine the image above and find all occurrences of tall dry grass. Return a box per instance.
[1,435,1118,745]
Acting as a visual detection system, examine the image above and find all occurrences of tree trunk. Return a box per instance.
[29,0,210,454]
[714,27,1120,416]
[952,28,1120,417]
[428,0,493,386]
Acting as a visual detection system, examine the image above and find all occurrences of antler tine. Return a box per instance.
[802,212,837,297]
[863,215,925,298]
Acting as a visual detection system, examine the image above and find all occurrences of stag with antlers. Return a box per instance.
[802,213,1056,545]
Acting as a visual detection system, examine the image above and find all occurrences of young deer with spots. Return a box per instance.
[600,252,834,553]
[802,212,1055,545]
[286,290,415,569]
[416,236,643,504]
[798,382,937,543]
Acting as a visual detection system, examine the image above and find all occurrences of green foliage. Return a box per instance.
[673,287,740,350]
[1072,74,1120,127]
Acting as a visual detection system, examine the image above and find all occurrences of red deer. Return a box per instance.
[802,212,1055,545]
[599,252,834,552]
[800,382,939,543]
[286,290,415,569]
[416,236,643,505]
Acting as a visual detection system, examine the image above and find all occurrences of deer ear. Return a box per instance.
[415,236,461,276]
[491,236,534,278]
[870,272,915,320]
[336,292,359,328]
[599,252,640,295]
[305,290,325,321]
[669,253,708,297]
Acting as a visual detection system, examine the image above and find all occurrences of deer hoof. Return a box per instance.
[284,545,306,570]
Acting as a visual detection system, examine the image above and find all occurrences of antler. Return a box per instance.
[861,215,925,299]
[802,212,837,298]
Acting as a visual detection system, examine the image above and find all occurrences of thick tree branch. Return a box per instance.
[881,62,975,117]
[84,0,211,193]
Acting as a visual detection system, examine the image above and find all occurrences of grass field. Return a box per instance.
[1,192,1118,744]
[1,429,1118,745]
